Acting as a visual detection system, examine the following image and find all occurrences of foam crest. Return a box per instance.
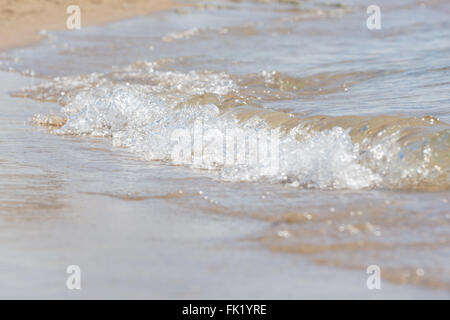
[20,63,449,190]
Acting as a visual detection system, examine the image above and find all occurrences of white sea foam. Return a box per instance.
[22,62,448,190]
[162,27,228,42]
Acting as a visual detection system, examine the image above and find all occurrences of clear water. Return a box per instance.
[1,0,449,296]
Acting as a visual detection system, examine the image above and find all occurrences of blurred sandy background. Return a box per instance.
[0,0,179,51]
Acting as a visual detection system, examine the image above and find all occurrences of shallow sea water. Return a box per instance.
[0,0,449,297]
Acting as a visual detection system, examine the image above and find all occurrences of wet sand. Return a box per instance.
[1,0,449,298]
[1,70,447,299]
[0,0,180,51]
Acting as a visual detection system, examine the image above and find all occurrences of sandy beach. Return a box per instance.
[1,70,446,299]
[1,0,449,299]
[0,0,179,51]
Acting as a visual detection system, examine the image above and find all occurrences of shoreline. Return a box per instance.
[1,0,449,298]
[0,0,181,52]
[0,71,446,299]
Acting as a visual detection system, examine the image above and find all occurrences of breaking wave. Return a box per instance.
[16,61,449,191]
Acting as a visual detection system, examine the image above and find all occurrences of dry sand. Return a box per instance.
[0,0,180,51]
